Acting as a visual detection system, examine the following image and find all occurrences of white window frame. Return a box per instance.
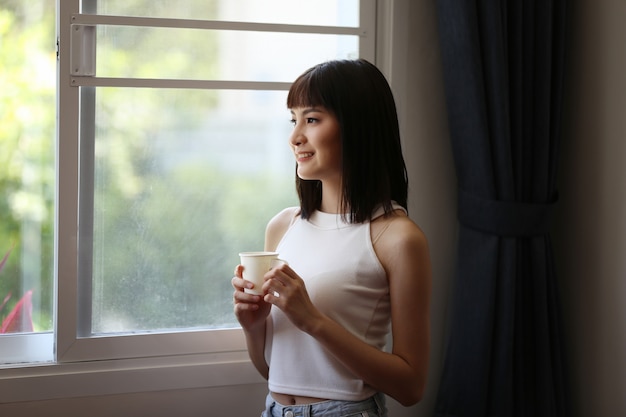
[0,0,407,403]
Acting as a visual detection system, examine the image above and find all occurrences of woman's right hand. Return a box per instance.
[232,264,271,331]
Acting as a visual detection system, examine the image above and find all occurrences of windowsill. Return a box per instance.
[0,350,265,403]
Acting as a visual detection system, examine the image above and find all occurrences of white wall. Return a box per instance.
[0,1,456,415]
[554,1,626,416]
[385,0,456,415]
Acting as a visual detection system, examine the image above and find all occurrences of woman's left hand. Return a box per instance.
[262,263,323,333]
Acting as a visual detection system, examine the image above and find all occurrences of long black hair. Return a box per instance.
[287,59,408,223]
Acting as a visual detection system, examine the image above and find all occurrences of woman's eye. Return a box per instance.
[289,116,319,126]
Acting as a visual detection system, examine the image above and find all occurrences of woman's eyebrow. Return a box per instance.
[290,107,323,116]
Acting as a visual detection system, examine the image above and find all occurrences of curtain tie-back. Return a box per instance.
[458,189,557,237]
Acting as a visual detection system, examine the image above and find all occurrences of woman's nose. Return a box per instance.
[289,131,306,147]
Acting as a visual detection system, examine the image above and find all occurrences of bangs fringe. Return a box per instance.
[287,67,326,109]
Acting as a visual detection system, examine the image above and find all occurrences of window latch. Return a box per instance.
[70,23,96,77]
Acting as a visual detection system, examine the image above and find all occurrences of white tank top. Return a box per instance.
[267,203,405,401]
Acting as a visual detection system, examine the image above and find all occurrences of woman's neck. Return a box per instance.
[319,180,343,214]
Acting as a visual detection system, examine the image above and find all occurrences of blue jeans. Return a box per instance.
[261,392,387,417]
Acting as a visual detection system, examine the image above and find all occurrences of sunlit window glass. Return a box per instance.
[95,0,359,27]
[87,88,296,333]
[0,1,55,336]
[95,25,359,82]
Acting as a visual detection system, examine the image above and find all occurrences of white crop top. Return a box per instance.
[266,203,405,401]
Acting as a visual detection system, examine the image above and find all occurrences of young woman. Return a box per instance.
[232,59,431,417]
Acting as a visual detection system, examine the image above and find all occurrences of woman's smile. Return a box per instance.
[295,151,314,162]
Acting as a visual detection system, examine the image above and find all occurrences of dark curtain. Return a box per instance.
[434,1,568,416]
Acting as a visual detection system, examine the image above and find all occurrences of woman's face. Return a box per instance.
[289,106,342,183]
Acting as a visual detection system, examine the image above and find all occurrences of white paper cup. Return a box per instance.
[239,251,288,295]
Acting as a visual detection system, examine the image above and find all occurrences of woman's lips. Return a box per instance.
[296,152,314,162]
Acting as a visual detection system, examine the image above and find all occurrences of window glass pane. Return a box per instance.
[95,0,359,27]
[0,1,55,337]
[95,25,359,82]
[88,88,297,333]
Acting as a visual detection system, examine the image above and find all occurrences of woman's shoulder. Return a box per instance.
[371,210,429,259]
[265,206,301,251]
[268,206,301,228]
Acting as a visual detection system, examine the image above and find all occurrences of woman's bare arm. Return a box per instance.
[234,207,300,379]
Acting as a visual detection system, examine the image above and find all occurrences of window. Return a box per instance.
[0,0,376,367]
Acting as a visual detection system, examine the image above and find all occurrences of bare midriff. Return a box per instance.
[271,392,328,405]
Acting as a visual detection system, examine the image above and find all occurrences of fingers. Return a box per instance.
[264,292,279,304]
[271,262,293,277]
[232,272,260,301]
[233,264,244,278]
[231,275,249,291]
[232,265,247,292]
[232,263,258,292]
[262,264,298,304]
[232,276,262,301]
[234,295,261,311]
[263,262,294,287]
[232,262,295,309]
[232,282,263,314]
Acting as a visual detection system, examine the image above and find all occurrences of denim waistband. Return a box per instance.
[262,392,387,417]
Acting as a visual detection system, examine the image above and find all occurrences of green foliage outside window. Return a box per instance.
[0,1,55,332]
[1,1,297,335]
